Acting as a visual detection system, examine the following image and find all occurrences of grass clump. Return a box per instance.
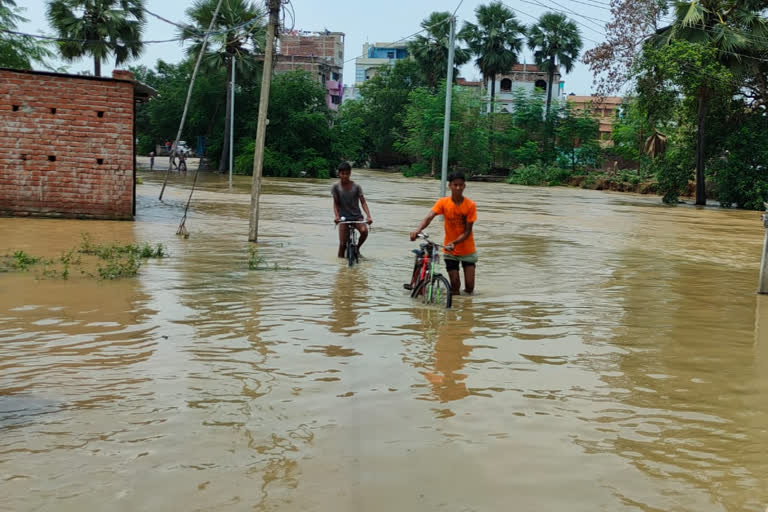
[3,234,167,280]
[248,246,285,271]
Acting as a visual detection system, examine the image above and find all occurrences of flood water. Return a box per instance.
[2,169,768,511]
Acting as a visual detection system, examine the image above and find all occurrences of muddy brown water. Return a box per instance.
[2,170,768,511]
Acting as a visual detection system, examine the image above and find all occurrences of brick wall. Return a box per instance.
[0,69,135,220]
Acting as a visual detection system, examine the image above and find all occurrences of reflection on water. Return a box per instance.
[1,170,767,511]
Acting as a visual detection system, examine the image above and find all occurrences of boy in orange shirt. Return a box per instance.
[409,172,477,295]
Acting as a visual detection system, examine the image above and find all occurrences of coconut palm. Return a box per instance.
[46,0,145,76]
[652,0,768,205]
[527,12,582,117]
[408,11,470,91]
[460,2,525,110]
[181,0,265,172]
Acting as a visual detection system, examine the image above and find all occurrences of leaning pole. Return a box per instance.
[439,15,456,198]
[248,0,281,242]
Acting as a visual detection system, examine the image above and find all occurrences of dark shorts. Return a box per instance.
[445,253,478,272]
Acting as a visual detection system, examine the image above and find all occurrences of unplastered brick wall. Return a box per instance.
[0,69,135,219]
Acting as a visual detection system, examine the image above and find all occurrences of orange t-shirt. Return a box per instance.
[431,197,477,256]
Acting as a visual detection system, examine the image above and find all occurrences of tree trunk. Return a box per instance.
[695,90,708,206]
[545,58,555,117]
[430,155,436,177]
[545,60,556,160]
[94,55,101,77]
[219,56,233,173]
[489,74,496,171]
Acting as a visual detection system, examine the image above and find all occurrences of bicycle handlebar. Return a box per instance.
[415,232,454,252]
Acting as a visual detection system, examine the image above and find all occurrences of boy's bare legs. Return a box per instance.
[463,265,475,294]
[337,224,348,258]
[447,269,461,295]
[357,223,369,254]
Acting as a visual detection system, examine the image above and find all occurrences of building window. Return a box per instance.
[535,79,547,91]
[387,51,395,59]
[332,72,340,81]
[500,78,512,92]
[331,95,341,105]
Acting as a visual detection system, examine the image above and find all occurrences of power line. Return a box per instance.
[342,11,453,65]
[3,10,267,46]
[501,1,603,44]
[0,28,182,44]
[518,0,607,37]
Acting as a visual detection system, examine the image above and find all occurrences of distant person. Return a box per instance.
[149,151,155,171]
[332,162,373,259]
[177,151,187,173]
[165,140,171,154]
[409,172,477,295]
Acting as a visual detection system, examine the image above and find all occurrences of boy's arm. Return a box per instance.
[332,190,341,223]
[410,211,437,241]
[445,222,474,251]
[360,195,373,224]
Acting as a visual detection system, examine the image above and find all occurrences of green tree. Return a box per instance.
[181,0,265,172]
[650,0,768,205]
[460,2,525,109]
[396,82,489,176]
[0,0,53,69]
[527,12,582,116]
[46,0,146,76]
[635,40,735,204]
[132,59,227,158]
[355,59,427,166]
[235,71,337,178]
[555,103,600,172]
[408,11,470,90]
[332,100,370,167]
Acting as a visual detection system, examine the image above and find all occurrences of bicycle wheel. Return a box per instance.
[346,240,356,267]
[427,274,452,309]
[412,277,428,300]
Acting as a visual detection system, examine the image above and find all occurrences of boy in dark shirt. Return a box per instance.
[332,163,373,258]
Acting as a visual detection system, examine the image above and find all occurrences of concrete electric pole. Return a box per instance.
[248,0,281,242]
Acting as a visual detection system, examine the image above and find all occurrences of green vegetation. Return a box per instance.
[1,234,166,280]
[0,0,53,69]
[180,0,265,172]
[131,0,768,210]
[46,0,146,76]
[248,247,285,271]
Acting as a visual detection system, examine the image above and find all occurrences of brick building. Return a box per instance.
[567,95,624,143]
[275,30,344,110]
[0,68,154,220]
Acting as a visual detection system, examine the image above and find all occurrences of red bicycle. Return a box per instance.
[404,233,452,308]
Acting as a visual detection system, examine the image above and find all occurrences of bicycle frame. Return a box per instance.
[409,233,451,306]
[337,218,365,267]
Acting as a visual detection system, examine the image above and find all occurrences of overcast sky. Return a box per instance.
[19,0,611,94]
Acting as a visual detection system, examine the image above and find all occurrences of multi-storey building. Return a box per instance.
[275,30,345,110]
[344,42,410,102]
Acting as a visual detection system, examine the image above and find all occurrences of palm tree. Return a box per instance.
[460,2,525,111]
[408,11,470,91]
[527,12,582,117]
[46,0,145,76]
[181,0,265,172]
[652,0,768,205]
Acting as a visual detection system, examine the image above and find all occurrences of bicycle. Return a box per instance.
[336,216,368,267]
[404,232,452,308]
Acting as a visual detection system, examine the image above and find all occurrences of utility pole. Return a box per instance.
[229,54,235,188]
[759,204,768,294]
[248,0,280,242]
[440,15,456,198]
[159,0,225,201]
